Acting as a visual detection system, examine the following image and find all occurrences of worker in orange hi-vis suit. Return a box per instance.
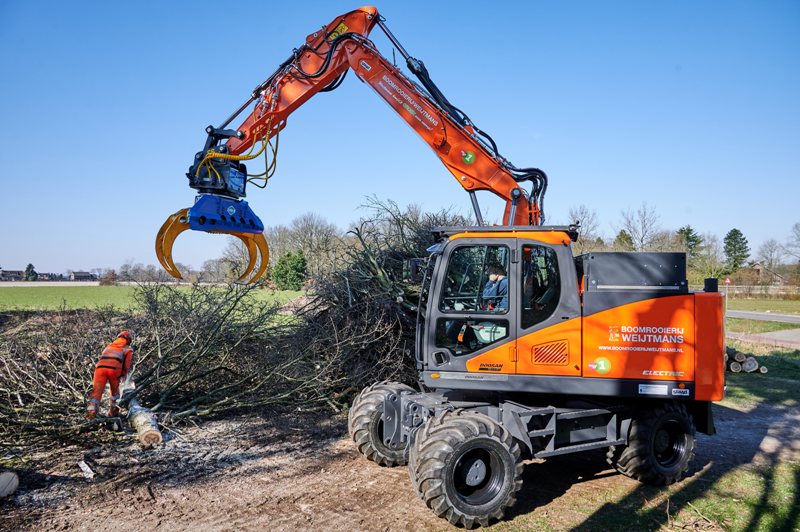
[86,331,134,419]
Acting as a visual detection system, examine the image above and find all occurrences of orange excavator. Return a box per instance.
[155,6,546,284]
[157,7,725,528]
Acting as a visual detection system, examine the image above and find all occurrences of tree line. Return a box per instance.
[569,203,799,285]
[102,201,799,287]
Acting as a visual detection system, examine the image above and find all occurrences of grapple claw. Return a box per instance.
[155,194,268,284]
[156,209,191,279]
[234,234,259,282]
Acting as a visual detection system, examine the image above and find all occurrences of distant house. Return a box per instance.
[37,273,56,281]
[0,269,24,281]
[752,263,785,286]
[69,271,97,281]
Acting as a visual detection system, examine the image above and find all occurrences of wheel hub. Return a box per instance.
[463,456,488,486]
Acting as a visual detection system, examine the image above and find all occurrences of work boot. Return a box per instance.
[86,399,100,420]
[109,405,120,417]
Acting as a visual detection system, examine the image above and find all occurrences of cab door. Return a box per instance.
[514,240,583,376]
[426,238,518,375]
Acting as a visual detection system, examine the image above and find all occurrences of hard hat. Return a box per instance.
[117,330,132,343]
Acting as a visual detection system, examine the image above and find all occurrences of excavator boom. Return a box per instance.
[156,6,548,283]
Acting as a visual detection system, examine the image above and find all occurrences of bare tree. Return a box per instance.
[693,233,726,281]
[288,213,342,277]
[264,224,293,269]
[263,214,343,277]
[785,222,800,260]
[568,204,601,255]
[757,239,783,270]
[620,203,662,251]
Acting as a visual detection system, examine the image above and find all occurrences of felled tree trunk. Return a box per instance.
[121,379,162,447]
[125,393,163,447]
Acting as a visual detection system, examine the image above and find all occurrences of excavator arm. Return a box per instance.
[156,6,548,283]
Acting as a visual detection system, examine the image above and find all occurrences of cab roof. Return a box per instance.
[432,225,579,243]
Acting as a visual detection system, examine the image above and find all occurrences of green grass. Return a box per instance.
[726,317,800,334]
[723,343,800,408]
[727,298,800,314]
[0,286,302,311]
[0,286,138,310]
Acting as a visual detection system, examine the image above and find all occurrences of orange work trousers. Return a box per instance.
[91,367,122,406]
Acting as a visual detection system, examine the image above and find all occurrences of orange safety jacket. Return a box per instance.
[96,338,133,377]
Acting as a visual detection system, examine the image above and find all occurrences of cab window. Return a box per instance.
[521,244,560,329]
[439,245,509,314]
[435,318,509,356]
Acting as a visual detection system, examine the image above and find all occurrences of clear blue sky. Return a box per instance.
[1,0,798,273]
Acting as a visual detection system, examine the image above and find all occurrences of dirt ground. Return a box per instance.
[2,401,799,531]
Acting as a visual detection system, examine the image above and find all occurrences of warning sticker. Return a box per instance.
[328,22,349,40]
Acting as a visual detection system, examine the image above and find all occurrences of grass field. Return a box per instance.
[0,286,301,311]
[727,298,800,314]
[726,317,800,334]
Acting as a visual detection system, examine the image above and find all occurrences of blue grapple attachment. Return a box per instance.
[156,126,270,284]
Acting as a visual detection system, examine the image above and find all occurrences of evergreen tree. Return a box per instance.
[676,225,703,261]
[723,229,750,272]
[272,250,308,290]
[612,230,635,251]
[24,263,38,281]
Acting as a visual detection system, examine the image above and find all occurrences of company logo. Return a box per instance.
[479,363,503,372]
[607,325,685,344]
[643,370,685,377]
[588,357,611,375]
[359,60,372,71]
[402,102,417,116]
[226,205,236,216]
[672,388,690,396]
[461,150,476,164]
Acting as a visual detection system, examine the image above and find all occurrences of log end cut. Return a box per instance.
[129,402,163,448]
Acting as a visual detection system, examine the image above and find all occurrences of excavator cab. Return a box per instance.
[417,226,581,378]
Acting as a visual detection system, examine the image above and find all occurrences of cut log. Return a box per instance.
[728,361,742,373]
[743,357,759,373]
[127,396,163,448]
[733,351,747,363]
[759,365,768,374]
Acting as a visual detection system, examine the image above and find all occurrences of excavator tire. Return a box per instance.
[606,401,696,486]
[408,410,523,529]
[348,381,414,467]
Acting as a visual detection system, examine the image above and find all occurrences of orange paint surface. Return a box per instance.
[465,339,516,374]
[449,230,571,245]
[694,292,725,401]
[516,318,582,376]
[582,296,696,380]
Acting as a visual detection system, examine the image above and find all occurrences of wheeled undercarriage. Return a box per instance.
[349,383,713,529]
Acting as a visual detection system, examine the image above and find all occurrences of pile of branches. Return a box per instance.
[1,285,329,451]
[0,199,471,454]
[294,198,471,395]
